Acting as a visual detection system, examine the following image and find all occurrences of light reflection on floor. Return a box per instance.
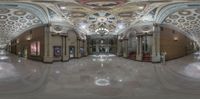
[184,62,200,79]
[93,54,112,86]
[0,62,19,80]
[95,78,110,86]
[193,51,200,60]
[0,54,200,98]
[0,56,9,60]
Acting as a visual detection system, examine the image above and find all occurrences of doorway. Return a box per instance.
[69,46,75,59]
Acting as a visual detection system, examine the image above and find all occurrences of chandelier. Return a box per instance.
[95,27,109,35]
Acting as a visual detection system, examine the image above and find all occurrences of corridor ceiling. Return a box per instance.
[0,0,200,46]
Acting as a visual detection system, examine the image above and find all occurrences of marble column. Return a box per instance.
[144,34,147,53]
[136,36,143,61]
[152,23,161,62]
[123,39,128,58]
[43,25,53,63]
[62,36,69,61]
[77,39,81,58]
[117,40,122,56]
[84,40,88,56]
[96,42,99,53]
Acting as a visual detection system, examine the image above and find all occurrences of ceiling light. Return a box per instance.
[138,6,144,10]
[142,15,153,21]
[60,6,66,10]
[80,24,86,29]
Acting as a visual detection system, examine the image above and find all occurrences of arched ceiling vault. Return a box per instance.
[155,2,200,45]
[1,0,200,46]
[0,2,48,47]
[55,1,156,36]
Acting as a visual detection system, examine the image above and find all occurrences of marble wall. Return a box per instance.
[11,26,88,63]
[160,26,197,60]
[11,26,45,61]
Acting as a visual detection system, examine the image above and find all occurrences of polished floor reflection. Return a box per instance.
[1,54,200,99]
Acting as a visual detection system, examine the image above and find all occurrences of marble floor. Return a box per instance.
[1,54,200,99]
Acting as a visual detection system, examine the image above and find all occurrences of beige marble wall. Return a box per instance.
[160,26,196,60]
[11,26,45,61]
[43,29,88,62]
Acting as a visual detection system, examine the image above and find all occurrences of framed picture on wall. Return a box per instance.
[31,42,37,56]
[30,41,40,56]
[54,46,62,57]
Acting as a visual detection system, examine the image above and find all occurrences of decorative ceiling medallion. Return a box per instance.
[197,15,200,19]
[86,2,118,7]
[33,20,41,23]
[70,12,86,17]
[9,16,18,20]
[178,10,191,15]
[177,25,182,28]
[16,23,21,26]
[26,15,36,20]
[172,22,178,25]
[186,16,195,20]
[169,15,179,19]
[78,0,126,8]
[0,21,6,24]
[0,8,10,14]
[164,19,172,23]
[0,15,7,19]
[118,12,133,17]
[19,19,27,23]
[27,23,32,25]
[12,26,17,28]
[195,9,200,14]
[191,21,197,24]
[21,26,27,28]
[14,10,26,16]
[7,21,14,25]
[193,25,199,28]
[53,25,63,31]
[178,19,185,23]
[142,25,151,31]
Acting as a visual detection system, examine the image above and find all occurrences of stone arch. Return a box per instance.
[155,2,200,46]
[0,2,48,46]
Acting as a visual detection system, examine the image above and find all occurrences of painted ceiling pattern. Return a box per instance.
[163,8,200,44]
[75,0,127,10]
[0,0,200,47]
[0,8,43,45]
[56,1,149,36]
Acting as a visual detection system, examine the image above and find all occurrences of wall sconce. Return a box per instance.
[17,39,19,44]
[26,36,31,41]
[26,33,32,41]
[173,37,178,41]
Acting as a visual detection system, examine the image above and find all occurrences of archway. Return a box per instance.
[0,2,48,60]
[155,2,200,48]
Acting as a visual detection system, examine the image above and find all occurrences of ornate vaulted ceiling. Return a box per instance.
[0,3,48,48]
[163,8,200,46]
[0,0,200,47]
